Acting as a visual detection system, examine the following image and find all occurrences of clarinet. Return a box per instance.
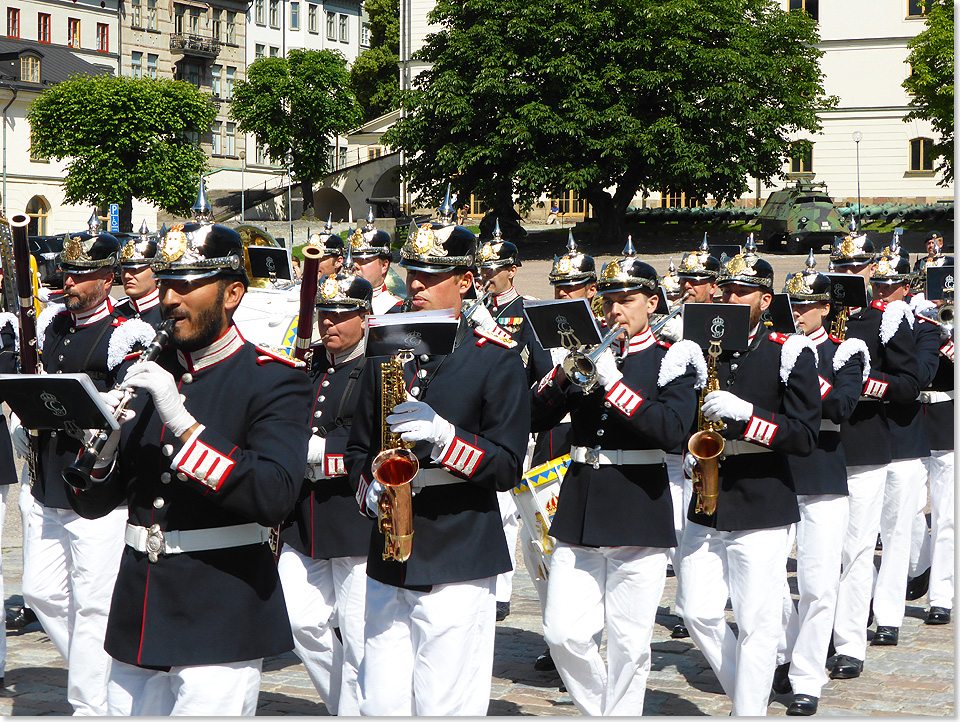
[62,319,175,491]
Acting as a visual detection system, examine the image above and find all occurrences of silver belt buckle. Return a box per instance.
[586,446,601,470]
[145,524,165,563]
[920,392,931,404]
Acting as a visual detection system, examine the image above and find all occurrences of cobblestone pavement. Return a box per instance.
[0,250,953,715]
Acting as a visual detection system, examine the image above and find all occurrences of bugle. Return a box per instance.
[561,323,628,393]
[62,319,175,491]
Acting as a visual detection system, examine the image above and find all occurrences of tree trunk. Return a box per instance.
[300,178,316,219]
[588,181,639,249]
[119,194,134,234]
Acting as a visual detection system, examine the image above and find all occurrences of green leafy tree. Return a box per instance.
[384,0,834,245]
[231,49,361,218]
[27,75,215,233]
[350,0,400,123]
[903,0,954,184]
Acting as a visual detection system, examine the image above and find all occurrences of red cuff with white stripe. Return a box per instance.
[324,454,346,477]
[941,341,954,362]
[744,415,778,446]
[536,366,557,394]
[817,375,833,399]
[440,437,485,478]
[605,381,644,417]
[176,437,236,491]
[863,377,888,399]
[356,472,371,510]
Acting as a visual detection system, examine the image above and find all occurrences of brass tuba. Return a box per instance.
[688,340,724,515]
[372,353,419,562]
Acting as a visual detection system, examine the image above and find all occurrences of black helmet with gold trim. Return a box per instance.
[871,235,912,284]
[59,210,121,273]
[783,250,831,302]
[661,258,681,298]
[678,234,720,279]
[716,235,774,290]
[399,185,476,274]
[830,220,875,266]
[315,247,373,312]
[120,219,159,267]
[549,230,596,286]
[597,236,658,295]
[477,220,521,269]
[306,213,345,257]
[347,208,392,259]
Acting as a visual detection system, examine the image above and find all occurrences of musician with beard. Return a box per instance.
[68,200,311,716]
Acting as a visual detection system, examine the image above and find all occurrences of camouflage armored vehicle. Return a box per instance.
[758,180,843,254]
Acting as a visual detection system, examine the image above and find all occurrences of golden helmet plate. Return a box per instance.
[681,253,702,271]
[62,235,85,262]
[349,228,365,250]
[160,224,188,262]
[875,257,891,276]
[725,254,747,276]
[319,275,340,300]
[121,241,137,260]
[556,255,572,274]
[601,259,622,281]
[839,237,857,257]
[412,224,438,255]
[479,242,495,262]
[787,273,807,295]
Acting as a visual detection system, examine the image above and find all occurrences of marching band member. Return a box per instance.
[910,230,952,286]
[13,212,153,714]
[69,205,312,715]
[530,238,702,715]
[0,309,19,685]
[307,215,346,280]
[347,209,402,314]
[829,232,920,680]
[346,200,529,716]
[277,259,375,715]
[115,220,163,328]
[677,239,821,715]
[774,255,867,715]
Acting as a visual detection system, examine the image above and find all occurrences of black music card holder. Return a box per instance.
[824,273,868,308]
[523,298,602,350]
[764,294,797,335]
[247,246,293,281]
[0,373,119,432]
[364,310,459,357]
[681,303,751,351]
[925,266,955,301]
[710,245,743,261]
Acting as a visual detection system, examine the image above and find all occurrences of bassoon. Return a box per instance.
[9,213,38,484]
[293,246,323,365]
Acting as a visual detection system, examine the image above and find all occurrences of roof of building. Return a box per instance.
[0,37,112,92]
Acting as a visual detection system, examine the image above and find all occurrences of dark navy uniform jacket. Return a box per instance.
[70,324,311,668]
[922,335,953,451]
[115,288,164,328]
[36,299,153,508]
[281,344,373,559]
[530,329,700,548]
[346,320,530,590]
[488,286,551,385]
[841,300,920,467]
[0,314,18,486]
[688,330,821,531]
[787,327,866,496]
[885,305,939,460]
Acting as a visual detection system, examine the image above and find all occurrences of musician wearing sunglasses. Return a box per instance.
[68,199,311,716]
[529,238,702,715]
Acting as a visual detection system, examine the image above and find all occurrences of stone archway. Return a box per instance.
[313,187,351,223]
[371,165,401,201]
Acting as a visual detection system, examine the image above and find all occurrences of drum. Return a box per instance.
[511,454,569,582]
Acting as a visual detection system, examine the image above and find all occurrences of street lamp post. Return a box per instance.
[852,131,862,229]
[285,151,294,253]
[239,150,246,223]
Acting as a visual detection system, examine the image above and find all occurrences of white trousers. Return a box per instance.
[833,464,885,660]
[0,484,7,678]
[909,451,955,609]
[678,521,790,716]
[543,542,667,716]
[874,458,926,627]
[778,494,848,697]
[495,490,519,603]
[19,480,126,715]
[664,454,689,619]
[277,548,367,716]
[359,575,496,716]
[107,657,262,715]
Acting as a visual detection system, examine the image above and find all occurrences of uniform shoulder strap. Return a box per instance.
[316,356,367,437]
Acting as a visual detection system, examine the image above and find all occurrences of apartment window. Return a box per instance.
[188,8,199,34]
[255,43,264,59]
[131,51,143,78]
[211,9,221,40]
[269,0,279,28]
[367,146,383,162]
[308,3,317,32]
[183,62,201,88]
[26,196,48,234]
[290,2,299,30]
[174,5,184,33]
[225,122,236,156]
[186,130,200,145]
[68,18,80,47]
[907,0,928,17]
[7,8,19,38]
[659,190,696,208]
[211,121,222,154]
[20,55,39,83]
[360,21,370,47]
[97,23,108,52]
[551,190,586,214]
[789,0,819,21]
[37,13,50,42]
[147,0,157,30]
[255,0,264,25]
[269,46,278,57]
[211,64,221,95]
[146,53,158,78]
[326,11,335,39]
[226,11,236,43]
[910,138,935,172]
[224,66,235,99]
[471,195,485,216]
[255,141,266,165]
[29,145,48,163]
[338,146,347,167]
[790,143,813,174]
[338,14,347,41]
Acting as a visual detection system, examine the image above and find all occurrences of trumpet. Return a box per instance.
[917,303,954,338]
[650,291,693,337]
[62,319,176,491]
[561,323,628,393]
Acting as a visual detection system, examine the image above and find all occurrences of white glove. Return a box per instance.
[593,348,623,392]
[683,452,696,479]
[8,412,30,459]
[307,435,326,465]
[386,400,455,448]
[467,300,499,332]
[364,479,385,517]
[121,361,197,437]
[550,346,571,366]
[100,389,136,425]
[701,390,754,424]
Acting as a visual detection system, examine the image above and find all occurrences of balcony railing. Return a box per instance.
[170,32,222,58]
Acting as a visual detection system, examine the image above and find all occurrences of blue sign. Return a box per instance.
[109,203,119,233]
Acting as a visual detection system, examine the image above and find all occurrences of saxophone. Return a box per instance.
[830,306,848,341]
[371,353,419,562]
[687,340,725,515]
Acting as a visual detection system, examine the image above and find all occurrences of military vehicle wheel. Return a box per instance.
[785,236,803,255]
